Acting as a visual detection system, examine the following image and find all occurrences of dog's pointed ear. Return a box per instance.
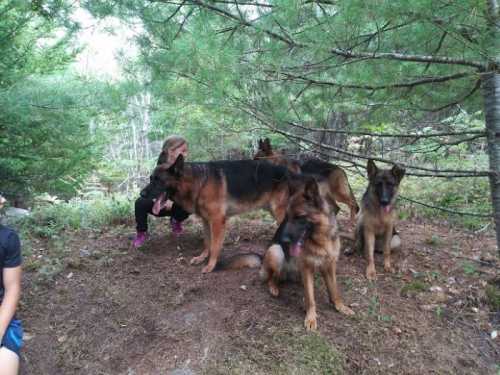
[391,164,405,183]
[168,154,184,177]
[367,159,378,180]
[303,177,321,207]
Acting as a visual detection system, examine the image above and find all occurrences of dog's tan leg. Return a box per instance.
[190,220,210,265]
[202,217,226,273]
[331,172,358,224]
[270,194,287,224]
[383,224,395,273]
[364,226,377,280]
[300,264,317,331]
[322,260,355,316]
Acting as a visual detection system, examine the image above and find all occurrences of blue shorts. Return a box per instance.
[1,319,23,356]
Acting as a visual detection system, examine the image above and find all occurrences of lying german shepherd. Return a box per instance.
[254,138,359,223]
[140,155,290,273]
[259,175,354,331]
[354,160,405,280]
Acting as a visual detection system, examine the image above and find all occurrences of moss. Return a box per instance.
[400,280,428,297]
[203,330,344,375]
[485,283,500,312]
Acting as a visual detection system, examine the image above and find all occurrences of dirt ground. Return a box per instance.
[19,212,499,374]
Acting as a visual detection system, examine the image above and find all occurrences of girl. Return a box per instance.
[132,135,190,247]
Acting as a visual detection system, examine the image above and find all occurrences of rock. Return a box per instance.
[80,249,91,257]
[4,207,30,218]
[24,333,34,341]
[57,335,67,343]
[1,207,30,225]
[420,304,438,311]
[432,291,448,303]
[491,330,498,339]
[240,285,247,291]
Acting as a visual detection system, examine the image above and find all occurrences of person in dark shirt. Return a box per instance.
[0,194,23,374]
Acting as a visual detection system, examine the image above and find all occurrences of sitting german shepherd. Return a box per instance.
[254,138,359,223]
[259,175,354,331]
[140,155,290,273]
[354,160,405,280]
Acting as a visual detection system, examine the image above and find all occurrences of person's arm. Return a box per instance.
[0,231,22,343]
[0,266,21,342]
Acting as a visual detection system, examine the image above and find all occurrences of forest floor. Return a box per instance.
[19,211,499,374]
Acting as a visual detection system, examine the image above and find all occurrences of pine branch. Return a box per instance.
[399,195,493,218]
[285,120,486,139]
[330,48,486,70]
[276,71,475,90]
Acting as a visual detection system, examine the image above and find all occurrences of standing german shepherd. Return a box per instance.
[254,138,359,223]
[259,175,354,331]
[354,160,405,280]
[140,155,290,273]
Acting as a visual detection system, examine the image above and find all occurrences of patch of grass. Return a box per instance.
[400,280,429,297]
[462,262,478,277]
[368,296,380,317]
[485,283,500,311]
[17,194,134,236]
[435,305,443,319]
[36,258,64,284]
[424,234,442,246]
[366,295,392,322]
[204,329,344,375]
[343,277,353,290]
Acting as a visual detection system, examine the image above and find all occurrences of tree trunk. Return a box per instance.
[483,72,500,254]
[484,0,500,254]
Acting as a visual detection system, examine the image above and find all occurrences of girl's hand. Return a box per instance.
[163,200,174,211]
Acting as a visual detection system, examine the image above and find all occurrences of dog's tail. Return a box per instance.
[391,232,401,250]
[215,253,262,271]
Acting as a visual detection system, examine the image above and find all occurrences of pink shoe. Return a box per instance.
[132,231,148,248]
[170,218,183,236]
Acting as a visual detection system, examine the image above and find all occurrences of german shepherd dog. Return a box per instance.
[354,160,405,280]
[254,138,359,223]
[259,175,354,331]
[140,155,290,273]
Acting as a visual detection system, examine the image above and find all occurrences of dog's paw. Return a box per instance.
[201,263,216,273]
[384,262,395,274]
[269,284,280,297]
[336,303,355,316]
[190,254,207,265]
[366,266,377,281]
[304,313,317,331]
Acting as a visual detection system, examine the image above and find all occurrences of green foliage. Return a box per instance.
[485,282,500,312]
[19,194,134,235]
[400,280,429,297]
[0,1,128,200]
[461,262,478,277]
[204,329,344,375]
